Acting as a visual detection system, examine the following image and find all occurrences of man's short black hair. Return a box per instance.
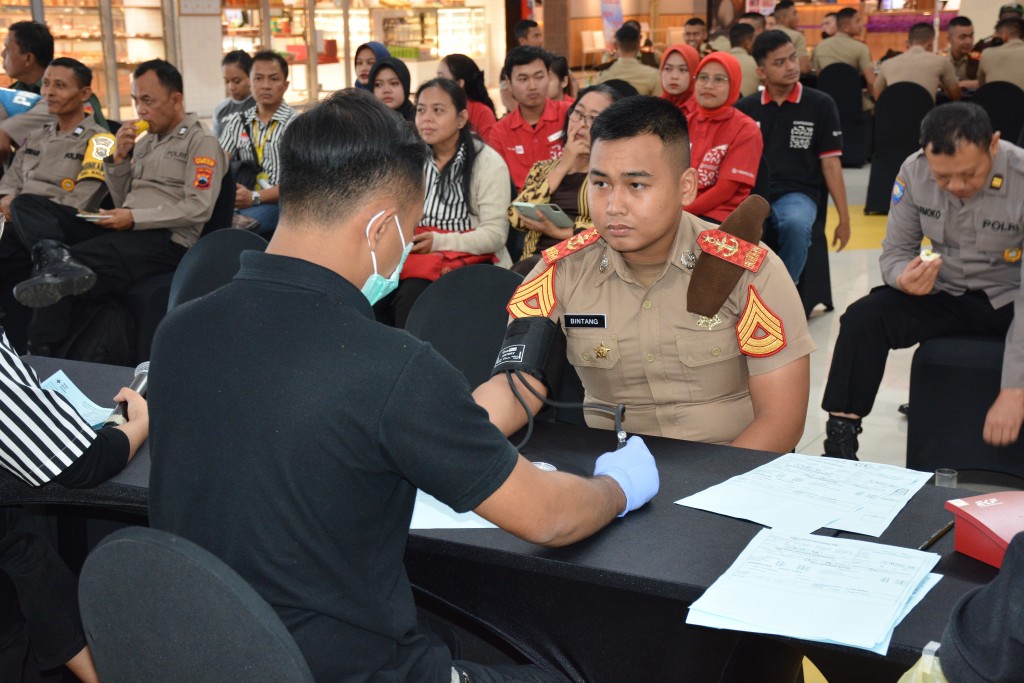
[730,22,756,47]
[775,1,795,13]
[503,45,551,79]
[920,102,993,155]
[836,7,859,27]
[590,95,690,169]
[752,29,793,65]
[278,88,428,228]
[685,17,707,28]
[996,17,1024,37]
[222,49,253,74]
[908,22,935,44]
[948,16,973,30]
[133,59,184,95]
[47,57,91,88]
[251,49,289,80]
[740,11,767,29]
[615,24,640,51]
[513,19,539,42]
[7,21,53,68]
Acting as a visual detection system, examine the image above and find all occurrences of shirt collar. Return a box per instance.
[234,251,374,319]
[595,214,697,286]
[509,98,560,130]
[244,102,295,127]
[760,81,802,105]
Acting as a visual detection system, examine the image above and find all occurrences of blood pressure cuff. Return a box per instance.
[491,316,566,394]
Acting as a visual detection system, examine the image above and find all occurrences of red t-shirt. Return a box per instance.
[685,107,763,223]
[490,98,571,189]
[466,99,496,147]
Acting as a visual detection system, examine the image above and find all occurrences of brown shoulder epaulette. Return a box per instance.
[687,195,770,318]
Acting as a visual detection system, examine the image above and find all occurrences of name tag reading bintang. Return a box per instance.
[564,314,606,328]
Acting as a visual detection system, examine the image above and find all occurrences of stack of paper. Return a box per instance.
[676,454,932,536]
[410,490,496,530]
[687,530,942,654]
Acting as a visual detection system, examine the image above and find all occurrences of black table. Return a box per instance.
[0,358,998,683]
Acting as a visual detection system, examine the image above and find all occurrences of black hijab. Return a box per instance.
[369,58,415,123]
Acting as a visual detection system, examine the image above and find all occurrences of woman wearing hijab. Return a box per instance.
[659,43,700,117]
[353,41,390,91]
[370,57,415,123]
[684,51,763,224]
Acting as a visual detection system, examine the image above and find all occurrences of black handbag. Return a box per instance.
[230,122,263,190]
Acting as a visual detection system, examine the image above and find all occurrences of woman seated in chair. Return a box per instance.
[371,58,416,125]
[507,83,627,275]
[660,43,700,116]
[373,78,512,328]
[684,52,763,224]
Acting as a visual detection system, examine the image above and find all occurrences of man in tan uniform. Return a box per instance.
[729,22,762,97]
[774,1,810,74]
[474,96,815,453]
[812,7,875,91]
[597,24,660,96]
[978,17,1024,90]
[946,16,979,89]
[875,23,960,102]
[11,58,225,355]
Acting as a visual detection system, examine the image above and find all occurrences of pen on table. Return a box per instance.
[918,520,955,551]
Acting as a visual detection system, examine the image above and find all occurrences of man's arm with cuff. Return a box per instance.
[472,372,546,436]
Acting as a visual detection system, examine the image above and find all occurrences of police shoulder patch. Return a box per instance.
[736,285,786,357]
[507,265,558,319]
[892,176,906,205]
[541,228,600,266]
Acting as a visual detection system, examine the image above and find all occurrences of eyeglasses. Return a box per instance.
[569,109,601,127]
[695,74,730,86]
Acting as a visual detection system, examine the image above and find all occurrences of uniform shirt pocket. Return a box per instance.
[565,331,625,401]
[676,329,747,403]
[977,228,1023,261]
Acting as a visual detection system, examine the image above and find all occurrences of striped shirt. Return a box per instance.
[420,143,472,232]
[0,331,97,486]
[218,102,296,186]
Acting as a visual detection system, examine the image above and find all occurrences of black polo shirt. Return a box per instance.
[148,251,518,683]
[735,82,843,203]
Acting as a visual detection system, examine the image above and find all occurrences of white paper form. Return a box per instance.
[676,454,930,535]
[40,370,111,428]
[686,530,940,653]
[410,490,497,530]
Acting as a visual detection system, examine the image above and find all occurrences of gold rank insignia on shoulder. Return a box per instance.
[541,228,600,266]
[991,175,1004,190]
[736,285,786,357]
[1004,248,1022,263]
[507,266,558,318]
[698,229,766,272]
[697,314,722,330]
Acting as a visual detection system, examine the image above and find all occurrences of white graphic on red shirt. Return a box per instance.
[697,144,729,189]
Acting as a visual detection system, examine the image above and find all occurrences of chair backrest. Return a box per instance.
[201,166,239,237]
[971,81,1024,148]
[167,228,268,311]
[404,265,524,390]
[79,526,314,683]
[751,155,771,202]
[816,63,869,167]
[864,82,933,214]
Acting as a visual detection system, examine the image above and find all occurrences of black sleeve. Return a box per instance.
[940,531,1024,682]
[51,427,130,489]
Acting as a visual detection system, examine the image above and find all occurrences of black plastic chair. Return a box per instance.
[79,526,315,683]
[816,63,869,168]
[404,264,524,390]
[864,83,933,214]
[167,228,268,311]
[971,81,1024,148]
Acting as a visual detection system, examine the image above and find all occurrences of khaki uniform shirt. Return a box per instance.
[876,46,959,101]
[103,114,226,249]
[596,57,661,96]
[882,141,1024,388]
[812,32,873,75]
[0,115,112,212]
[729,46,761,97]
[978,38,1024,90]
[520,213,815,444]
[779,26,809,62]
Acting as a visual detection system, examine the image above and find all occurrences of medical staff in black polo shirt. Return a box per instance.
[147,88,659,683]
[735,30,852,283]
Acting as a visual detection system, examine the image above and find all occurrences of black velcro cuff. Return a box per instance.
[491,316,559,384]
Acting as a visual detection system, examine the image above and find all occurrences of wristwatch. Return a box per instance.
[251,191,262,207]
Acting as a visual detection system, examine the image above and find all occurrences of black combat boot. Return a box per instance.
[823,416,863,460]
[13,240,96,309]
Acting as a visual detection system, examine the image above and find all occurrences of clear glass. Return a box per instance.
[934,468,958,488]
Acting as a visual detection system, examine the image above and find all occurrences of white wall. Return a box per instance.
[570,0,703,19]
[958,0,1005,35]
[176,15,225,119]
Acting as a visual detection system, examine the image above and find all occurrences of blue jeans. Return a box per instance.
[767,192,817,282]
[238,203,280,236]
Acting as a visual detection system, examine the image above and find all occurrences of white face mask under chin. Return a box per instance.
[361,210,413,305]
